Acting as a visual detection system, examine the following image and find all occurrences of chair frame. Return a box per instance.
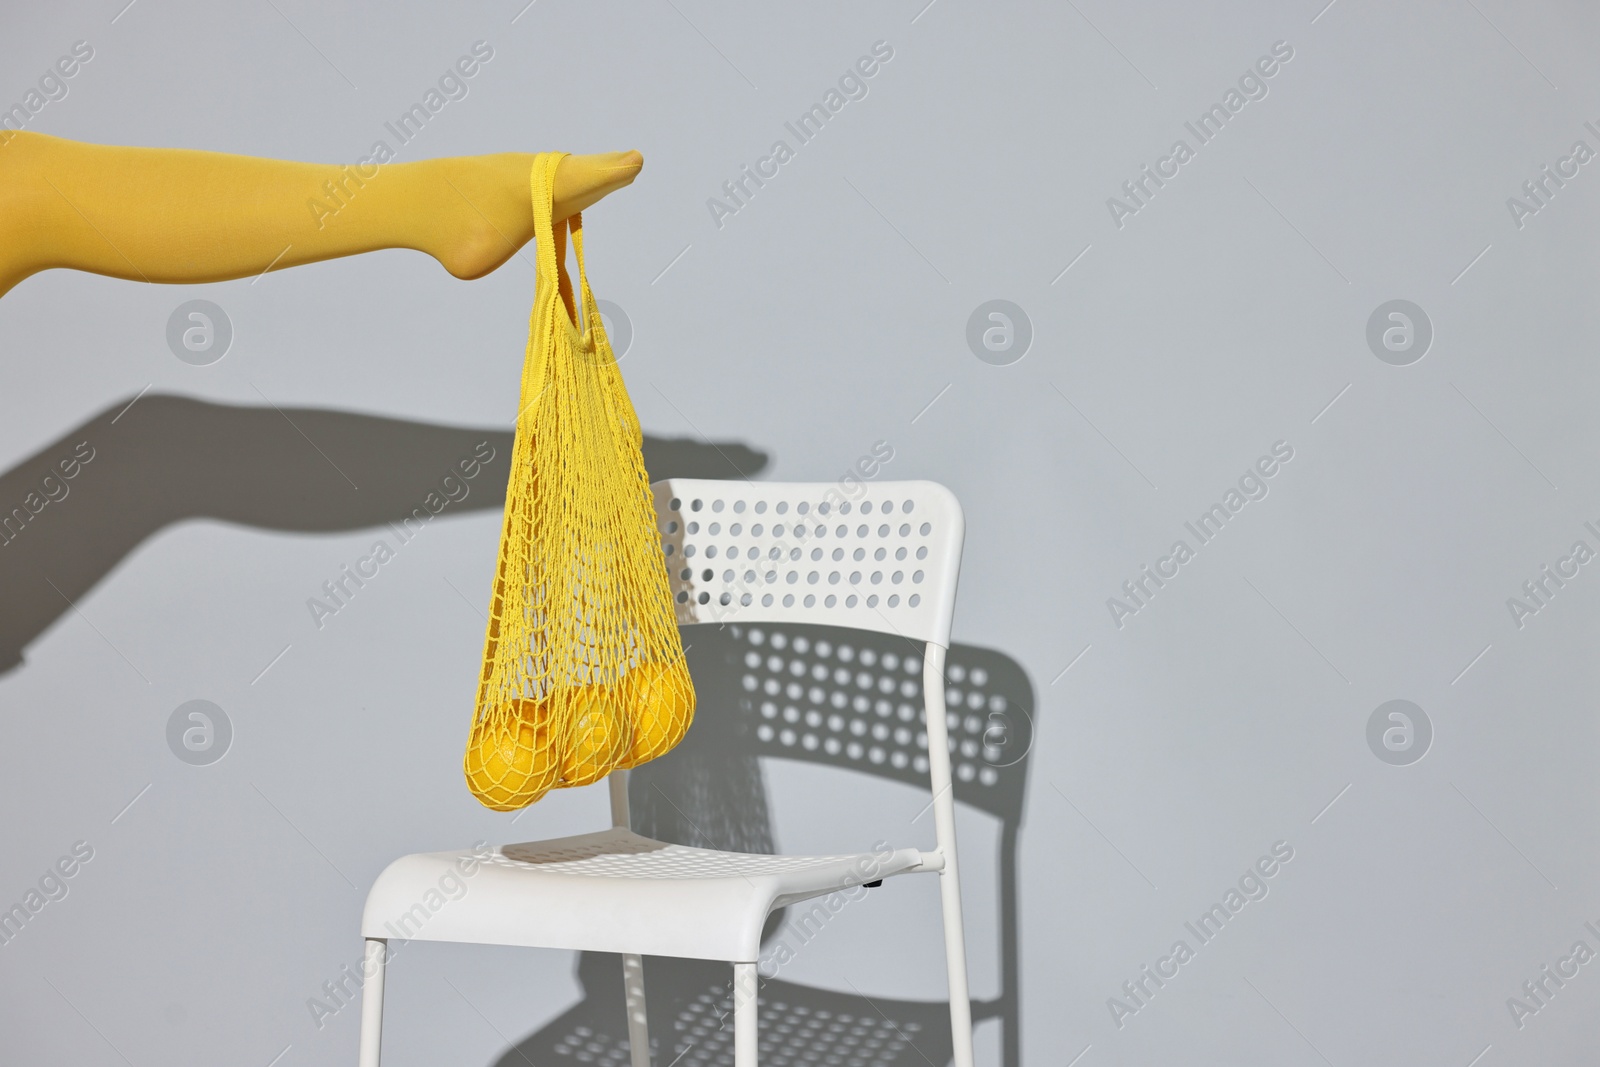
[356,480,976,1067]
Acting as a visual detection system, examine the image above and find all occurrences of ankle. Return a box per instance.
[429,154,535,280]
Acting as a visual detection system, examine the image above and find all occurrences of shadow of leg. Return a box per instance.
[0,393,768,674]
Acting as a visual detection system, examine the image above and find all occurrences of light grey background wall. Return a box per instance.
[2,1,1598,1065]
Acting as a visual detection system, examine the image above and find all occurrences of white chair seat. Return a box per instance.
[362,827,929,962]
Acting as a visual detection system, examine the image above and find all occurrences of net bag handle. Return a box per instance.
[528,152,636,445]
[529,153,604,343]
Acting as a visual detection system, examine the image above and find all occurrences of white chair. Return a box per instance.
[357,479,976,1067]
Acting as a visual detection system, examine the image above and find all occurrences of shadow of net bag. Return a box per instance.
[464,152,694,812]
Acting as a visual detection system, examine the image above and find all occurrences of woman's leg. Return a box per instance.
[0,133,640,298]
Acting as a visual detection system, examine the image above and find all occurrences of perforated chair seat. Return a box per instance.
[363,828,928,962]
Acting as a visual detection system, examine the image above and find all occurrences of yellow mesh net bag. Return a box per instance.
[464,152,694,812]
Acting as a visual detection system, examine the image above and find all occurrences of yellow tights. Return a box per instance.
[0,132,642,300]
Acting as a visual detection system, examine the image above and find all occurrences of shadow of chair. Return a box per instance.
[0,392,766,674]
[493,621,1033,1067]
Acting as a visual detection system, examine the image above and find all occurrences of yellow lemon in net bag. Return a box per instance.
[464,699,558,811]
[619,661,695,765]
[559,685,632,787]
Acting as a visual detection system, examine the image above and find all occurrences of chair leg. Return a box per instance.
[937,864,976,1067]
[622,954,650,1067]
[358,938,387,1067]
[922,645,976,1067]
[732,962,758,1067]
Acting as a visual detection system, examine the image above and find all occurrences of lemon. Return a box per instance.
[464,699,558,811]
[618,661,695,764]
[559,685,632,786]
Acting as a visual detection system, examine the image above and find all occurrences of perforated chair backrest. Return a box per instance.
[651,480,965,646]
